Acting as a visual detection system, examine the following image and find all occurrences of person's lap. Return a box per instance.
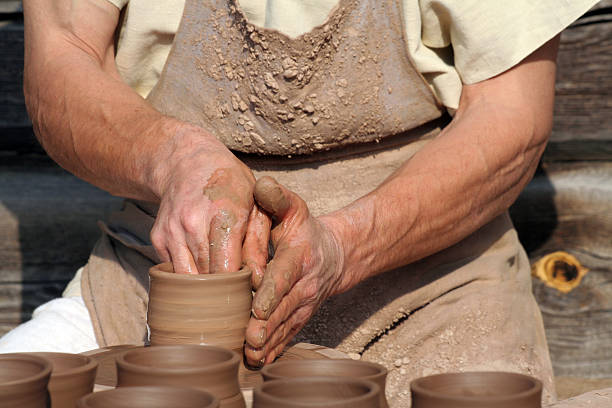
[0,211,555,408]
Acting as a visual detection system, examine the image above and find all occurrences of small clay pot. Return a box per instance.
[253,377,381,408]
[116,345,245,408]
[77,385,219,408]
[148,262,252,352]
[261,359,388,408]
[0,353,51,408]
[410,371,542,408]
[30,352,98,408]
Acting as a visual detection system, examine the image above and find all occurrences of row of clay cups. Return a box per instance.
[115,344,245,408]
[77,379,379,408]
[260,361,543,408]
[0,352,98,408]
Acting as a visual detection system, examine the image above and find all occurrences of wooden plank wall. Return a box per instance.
[510,0,612,378]
[0,7,122,336]
[0,1,611,380]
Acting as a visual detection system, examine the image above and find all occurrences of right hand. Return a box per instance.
[149,119,270,275]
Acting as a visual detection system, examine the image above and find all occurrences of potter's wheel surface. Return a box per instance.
[83,343,348,390]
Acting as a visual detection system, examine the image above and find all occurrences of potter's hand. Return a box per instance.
[244,177,347,366]
[150,121,269,275]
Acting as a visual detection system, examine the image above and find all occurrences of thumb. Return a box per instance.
[253,176,294,220]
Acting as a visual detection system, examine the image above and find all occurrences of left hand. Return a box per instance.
[244,177,347,367]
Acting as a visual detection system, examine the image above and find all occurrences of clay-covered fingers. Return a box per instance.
[264,313,308,364]
[253,176,295,222]
[242,205,271,289]
[246,280,304,349]
[208,206,250,274]
[251,247,304,320]
[245,306,310,365]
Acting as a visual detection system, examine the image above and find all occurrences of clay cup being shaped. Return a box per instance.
[0,353,51,408]
[261,359,389,408]
[148,262,252,352]
[253,377,381,408]
[116,344,245,408]
[410,371,542,408]
[30,352,98,408]
[77,385,219,408]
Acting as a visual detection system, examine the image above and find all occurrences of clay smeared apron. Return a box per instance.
[81,0,556,405]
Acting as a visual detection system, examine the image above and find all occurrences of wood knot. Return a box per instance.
[531,251,589,293]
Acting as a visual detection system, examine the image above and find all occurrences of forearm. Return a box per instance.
[27,49,162,201]
[324,37,558,291]
[23,0,225,202]
[325,102,544,287]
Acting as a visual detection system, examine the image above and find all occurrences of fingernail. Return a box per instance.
[258,327,266,345]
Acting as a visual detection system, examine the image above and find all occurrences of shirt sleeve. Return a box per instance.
[102,0,128,9]
[420,0,600,84]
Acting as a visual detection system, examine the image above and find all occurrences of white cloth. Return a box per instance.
[0,296,98,354]
[103,0,598,108]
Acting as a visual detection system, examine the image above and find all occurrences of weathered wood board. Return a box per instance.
[0,156,121,335]
[0,1,22,13]
[510,162,612,378]
[545,3,612,161]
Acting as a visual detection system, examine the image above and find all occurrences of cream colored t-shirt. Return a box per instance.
[105,0,597,109]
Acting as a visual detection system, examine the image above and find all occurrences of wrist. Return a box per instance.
[318,214,356,295]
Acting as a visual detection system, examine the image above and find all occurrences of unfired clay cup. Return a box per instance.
[116,345,245,408]
[30,352,98,408]
[410,371,542,408]
[148,262,252,352]
[0,353,51,408]
[261,359,388,408]
[77,385,219,408]
[253,377,381,408]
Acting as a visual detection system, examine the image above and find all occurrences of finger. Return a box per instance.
[251,246,303,320]
[263,306,310,364]
[245,284,302,349]
[151,209,174,263]
[166,232,198,275]
[150,225,171,263]
[186,234,210,274]
[265,327,300,364]
[244,307,308,366]
[253,177,292,221]
[182,211,210,274]
[265,327,301,364]
[242,205,271,290]
[209,208,247,274]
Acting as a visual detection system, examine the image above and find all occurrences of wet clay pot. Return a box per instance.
[253,377,381,408]
[0,353,51,408]
[410,371,542,408]
[77,386,219,408]
[148,262,252,352]
[116,345,245,408]
[261,359,389,408]
[30,352,98,408]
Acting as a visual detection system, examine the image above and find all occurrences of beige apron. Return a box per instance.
[81,0,556,405]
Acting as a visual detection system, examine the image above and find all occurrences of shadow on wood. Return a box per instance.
[0,155,121,336]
